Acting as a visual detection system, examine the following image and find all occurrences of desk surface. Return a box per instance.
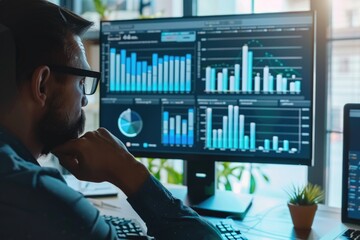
[229,195,342,239]
[92,185,344,240]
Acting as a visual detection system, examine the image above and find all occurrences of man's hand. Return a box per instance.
[52,128,150,196]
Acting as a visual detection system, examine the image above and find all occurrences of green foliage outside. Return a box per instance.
[139,158,270,194]
[93,0,106,18]
[138,158,183,185]
[216,162,270,194]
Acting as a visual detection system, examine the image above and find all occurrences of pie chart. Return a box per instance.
[118,109,143,137]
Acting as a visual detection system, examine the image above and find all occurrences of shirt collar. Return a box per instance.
[0,125,39,166]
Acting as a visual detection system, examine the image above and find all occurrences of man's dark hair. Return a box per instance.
[0,0,93,107]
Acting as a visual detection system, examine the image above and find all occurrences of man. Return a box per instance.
[0,0,222,239]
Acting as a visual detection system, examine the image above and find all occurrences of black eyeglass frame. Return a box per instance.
[48,65,100,95]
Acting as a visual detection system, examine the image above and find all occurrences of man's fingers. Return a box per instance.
[58,155,80,175]
[51,138,83,158]
[96,127,128,151]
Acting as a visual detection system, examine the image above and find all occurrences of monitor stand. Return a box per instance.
[169,161,253,219]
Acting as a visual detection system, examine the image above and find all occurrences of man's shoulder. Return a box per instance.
[0,169,111,240]
[0,144,111,239]
[0,142,82,201]
[0,143,40,173]
[0,142,81,206]
[0,143,69,199]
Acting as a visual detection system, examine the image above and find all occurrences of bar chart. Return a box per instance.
[109,48,192,93]
[201,34,309,95]
[162,107,194,146]
[203,105,305,153]
[205,61,301,94]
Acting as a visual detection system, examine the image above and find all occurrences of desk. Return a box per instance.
[226,196,342,239]
[89,190,148,232]
[91,186,344,240]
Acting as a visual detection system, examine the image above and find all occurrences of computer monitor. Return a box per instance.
[99,11,315,218]
[342,104,360,223]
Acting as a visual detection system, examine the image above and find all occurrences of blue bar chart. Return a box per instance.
[204,106,301,153]
[109,48,192,93]
[203,43,303,94]
[162,108,194,146]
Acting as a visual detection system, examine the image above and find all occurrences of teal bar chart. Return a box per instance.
[162,108,194,146]
[109,48,192,93]
[203,43,303,94]
[204,106,300,153]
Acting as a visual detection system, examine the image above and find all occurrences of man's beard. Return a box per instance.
[38,100,86,155]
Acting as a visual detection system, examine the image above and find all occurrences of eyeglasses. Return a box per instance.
[48,65,100,95]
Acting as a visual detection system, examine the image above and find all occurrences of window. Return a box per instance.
[198,0,309,15]
[327,0,360,207]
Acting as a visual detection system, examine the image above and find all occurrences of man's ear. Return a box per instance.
[30,65,51,107]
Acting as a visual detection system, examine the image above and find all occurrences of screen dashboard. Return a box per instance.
[99,12,314,164]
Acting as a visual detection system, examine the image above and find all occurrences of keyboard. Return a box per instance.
[214,219,248,240]
[103,215,152,239]
[341,228,360,239]
[103,215,247,240]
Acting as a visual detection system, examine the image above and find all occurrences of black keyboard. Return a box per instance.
[342,229,360,239]
[214,219,248,240]
[103,215,152,239]
[103,215,247,240]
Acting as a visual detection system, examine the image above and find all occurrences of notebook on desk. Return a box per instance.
[326,104,360,239]
[63,174,118,197]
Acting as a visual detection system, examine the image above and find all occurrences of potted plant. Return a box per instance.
[286,183,324,229]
